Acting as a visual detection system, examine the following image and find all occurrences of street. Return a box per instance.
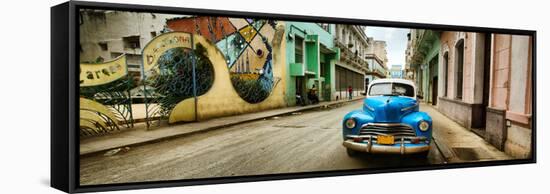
[80,100,444,185]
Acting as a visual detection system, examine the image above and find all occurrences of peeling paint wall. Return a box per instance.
[488,34,533,158]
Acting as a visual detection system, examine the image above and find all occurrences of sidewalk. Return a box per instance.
[421,104,512,163]
[80,97,364,156]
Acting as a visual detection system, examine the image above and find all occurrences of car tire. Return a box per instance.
[346,148,358,157]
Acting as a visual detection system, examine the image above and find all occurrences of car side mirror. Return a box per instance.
[360,92,366,96]
[417,95,423,100]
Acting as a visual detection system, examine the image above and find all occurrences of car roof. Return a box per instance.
[369,78,415,86]
[367,78,417,99]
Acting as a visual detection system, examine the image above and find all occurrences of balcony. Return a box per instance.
[335,40,369,72]
[364,54,388,78]
[409,30,439,65]
[290,63,304,76]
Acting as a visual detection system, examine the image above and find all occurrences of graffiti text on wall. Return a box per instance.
[80,55,127,87]
[142,33,193,72]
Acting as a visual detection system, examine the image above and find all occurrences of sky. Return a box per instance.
[365,27,410,69]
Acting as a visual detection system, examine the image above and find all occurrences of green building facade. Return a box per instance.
[284,22,340,105]
[409,30,440,105]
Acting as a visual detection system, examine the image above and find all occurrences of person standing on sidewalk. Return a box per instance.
[347,85,353,100]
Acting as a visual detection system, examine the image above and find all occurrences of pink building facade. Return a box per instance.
[436,31,532,158]
[485,34,533,158]
[437,32,490,130]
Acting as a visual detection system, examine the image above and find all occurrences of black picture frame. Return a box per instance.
[51,1,536,193]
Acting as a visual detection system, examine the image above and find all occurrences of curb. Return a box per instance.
[80,98,364,157]
[431,135,455,163]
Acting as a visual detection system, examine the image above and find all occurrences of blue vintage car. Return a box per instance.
[342,79,432,157]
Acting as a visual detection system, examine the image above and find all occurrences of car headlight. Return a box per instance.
[345,118,356,129]
[419,120,430,131]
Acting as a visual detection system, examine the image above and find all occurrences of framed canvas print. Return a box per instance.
[51,1,536,193]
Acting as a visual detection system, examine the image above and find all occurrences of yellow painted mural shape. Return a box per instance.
[142,32,193,72]
[168,30,287,123]
[79,98,119,125]
[80,110,110,131]
[239,25,258,43]
[80,55,127,87]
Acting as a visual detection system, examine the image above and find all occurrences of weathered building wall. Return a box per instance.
[486,34,532,158]
[365,37,389,81]
[405,30,440,105]
[438,31,486,129]
[485,108,507,149]
[79,11,179,81]
[485,34,512,149]
[438,32,532,158]
[463,33,474,103]
[334,24,369,100]
[490,34,512,109]
[438,97,474,128]
[372,40,388,65]
[420,36,440,104]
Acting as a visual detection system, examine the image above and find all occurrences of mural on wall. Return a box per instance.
[141,32,216,127]
[78,12,286,132]
[79,55,134,137]
[79,98,120,137]
[166,17,280,104]
[80,17,284,129]
[149,45,214,122]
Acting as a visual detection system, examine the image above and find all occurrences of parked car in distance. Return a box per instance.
[342,78,433,157]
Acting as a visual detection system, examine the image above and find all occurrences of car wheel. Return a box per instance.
[346,148,358,157]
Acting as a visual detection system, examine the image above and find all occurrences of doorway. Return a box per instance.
[455,39,464,100]
[295,77,306,106]
[432,76,438,105]
[365,77,370,94]
[470,34,492,136]
[321,62,331,101]
[429,55,438,105]
[480,33,492,128]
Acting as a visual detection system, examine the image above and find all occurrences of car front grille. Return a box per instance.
[359,123,416,138]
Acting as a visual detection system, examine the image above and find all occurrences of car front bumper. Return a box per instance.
[343,140,430,154]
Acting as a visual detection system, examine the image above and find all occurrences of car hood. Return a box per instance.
[363,96,417,123]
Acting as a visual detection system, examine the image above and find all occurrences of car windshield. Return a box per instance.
[369,83,414,97]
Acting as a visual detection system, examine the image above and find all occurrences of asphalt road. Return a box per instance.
[80,100,444,185]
